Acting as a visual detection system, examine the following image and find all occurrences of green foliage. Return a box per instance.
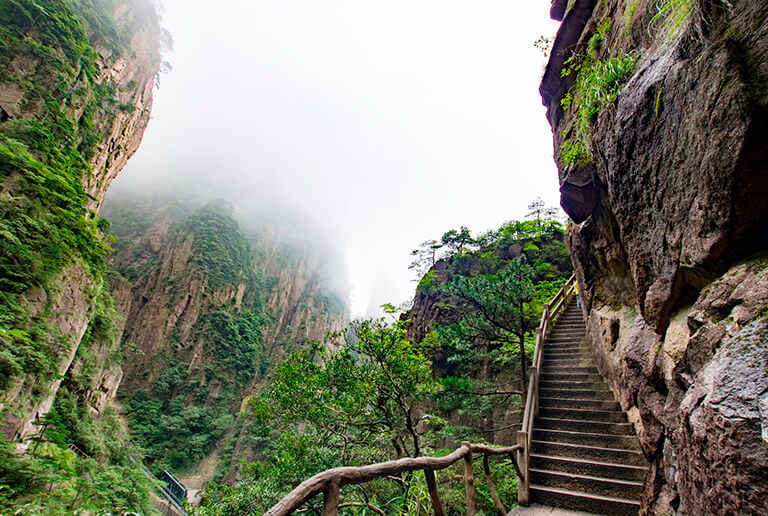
[441,226,476,255]
[258,319,439,459]
[123,311,266,470]
[418,269,438,290]
[201,319,444,514]
[106,199,281,472]
[413,208,569,438]
[622,0,643,36]
[124,303,267,472]
[0,0,139,402]
[205,309,265,385]
[650,0,694,44]
[559,21,637,167]
[180,203,257,292]
[409,239,444,277]
[0,410,158,515]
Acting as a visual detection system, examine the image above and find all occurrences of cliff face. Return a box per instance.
[103,197,347,481]
[0,0,161,443]
[541,1,768,513]
[256,236,349,360]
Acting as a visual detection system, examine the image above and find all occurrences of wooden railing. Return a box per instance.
[265,442,522,516]
[516,273,576,506]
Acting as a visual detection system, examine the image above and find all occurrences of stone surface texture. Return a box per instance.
[541,0,768,514]
[0,1,161,443]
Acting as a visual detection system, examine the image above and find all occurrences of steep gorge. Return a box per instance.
[103,196,348,480]
[542,0,768,513]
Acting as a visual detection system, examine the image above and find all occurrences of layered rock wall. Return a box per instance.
[542,0,768,513]
[0,0,161,443]
[104,198,348,486]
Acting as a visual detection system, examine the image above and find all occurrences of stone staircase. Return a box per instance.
[529,304,648,515]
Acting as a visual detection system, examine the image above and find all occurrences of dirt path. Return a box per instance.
[176,427,234,505]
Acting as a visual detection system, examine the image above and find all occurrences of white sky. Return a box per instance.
[110,0,562,317]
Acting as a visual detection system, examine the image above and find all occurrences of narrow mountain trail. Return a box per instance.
[529,303,648,515]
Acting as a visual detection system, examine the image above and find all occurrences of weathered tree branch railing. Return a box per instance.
[265,442,522,516]
[516,273,576,506]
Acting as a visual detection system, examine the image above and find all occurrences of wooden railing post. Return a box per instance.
[516,430,529,506]
[462,443,475,516]
[322,480,340,516]
[424,469,445,516]
[536,367,539,416]
[482,454,506,516]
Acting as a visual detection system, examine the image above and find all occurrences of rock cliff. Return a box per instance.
[541,0,768,513]
[103,196,347,481]
[0,0,161,444]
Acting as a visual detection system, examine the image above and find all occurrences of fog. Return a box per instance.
[107,0,562,317]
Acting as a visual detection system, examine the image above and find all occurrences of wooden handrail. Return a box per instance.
[516,273,576,506]
[265,443,522,516]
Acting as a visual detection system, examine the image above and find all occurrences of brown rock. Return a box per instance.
[541,0,768,512]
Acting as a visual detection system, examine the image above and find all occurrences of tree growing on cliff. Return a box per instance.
[440,257,537,392]
[441,226,476,255]
[408,239,444,277]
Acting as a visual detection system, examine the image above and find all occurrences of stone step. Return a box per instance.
[528,301,648,514]
[542,366,599,374]
[544,344,585,352]
[530,485,640,515]
[542,352,591,361]
[544,348,587,355]
[538,380,610,391]
[543,348,585,355]
[531,440,647,466]
[547,333,585,339]
[545,341,585,348]
[538,397,620,410]
[549,328,585,334]
[539,388,615,401]
[533,428,641,451]
[541,357,592,365]
[539,373,604,382]
[539,407,627,422]
[530,468,644,500]
[535,417,636,435]
[545,357,593,365]
[530,454,647,482]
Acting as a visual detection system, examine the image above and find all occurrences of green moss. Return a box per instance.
[558,22,637,167]
[655,85,664,117]
[0,0,141,399]
[757,303,768,322]
[178,203,257,292]
[622,0,643,37]
[650,0,695,44]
